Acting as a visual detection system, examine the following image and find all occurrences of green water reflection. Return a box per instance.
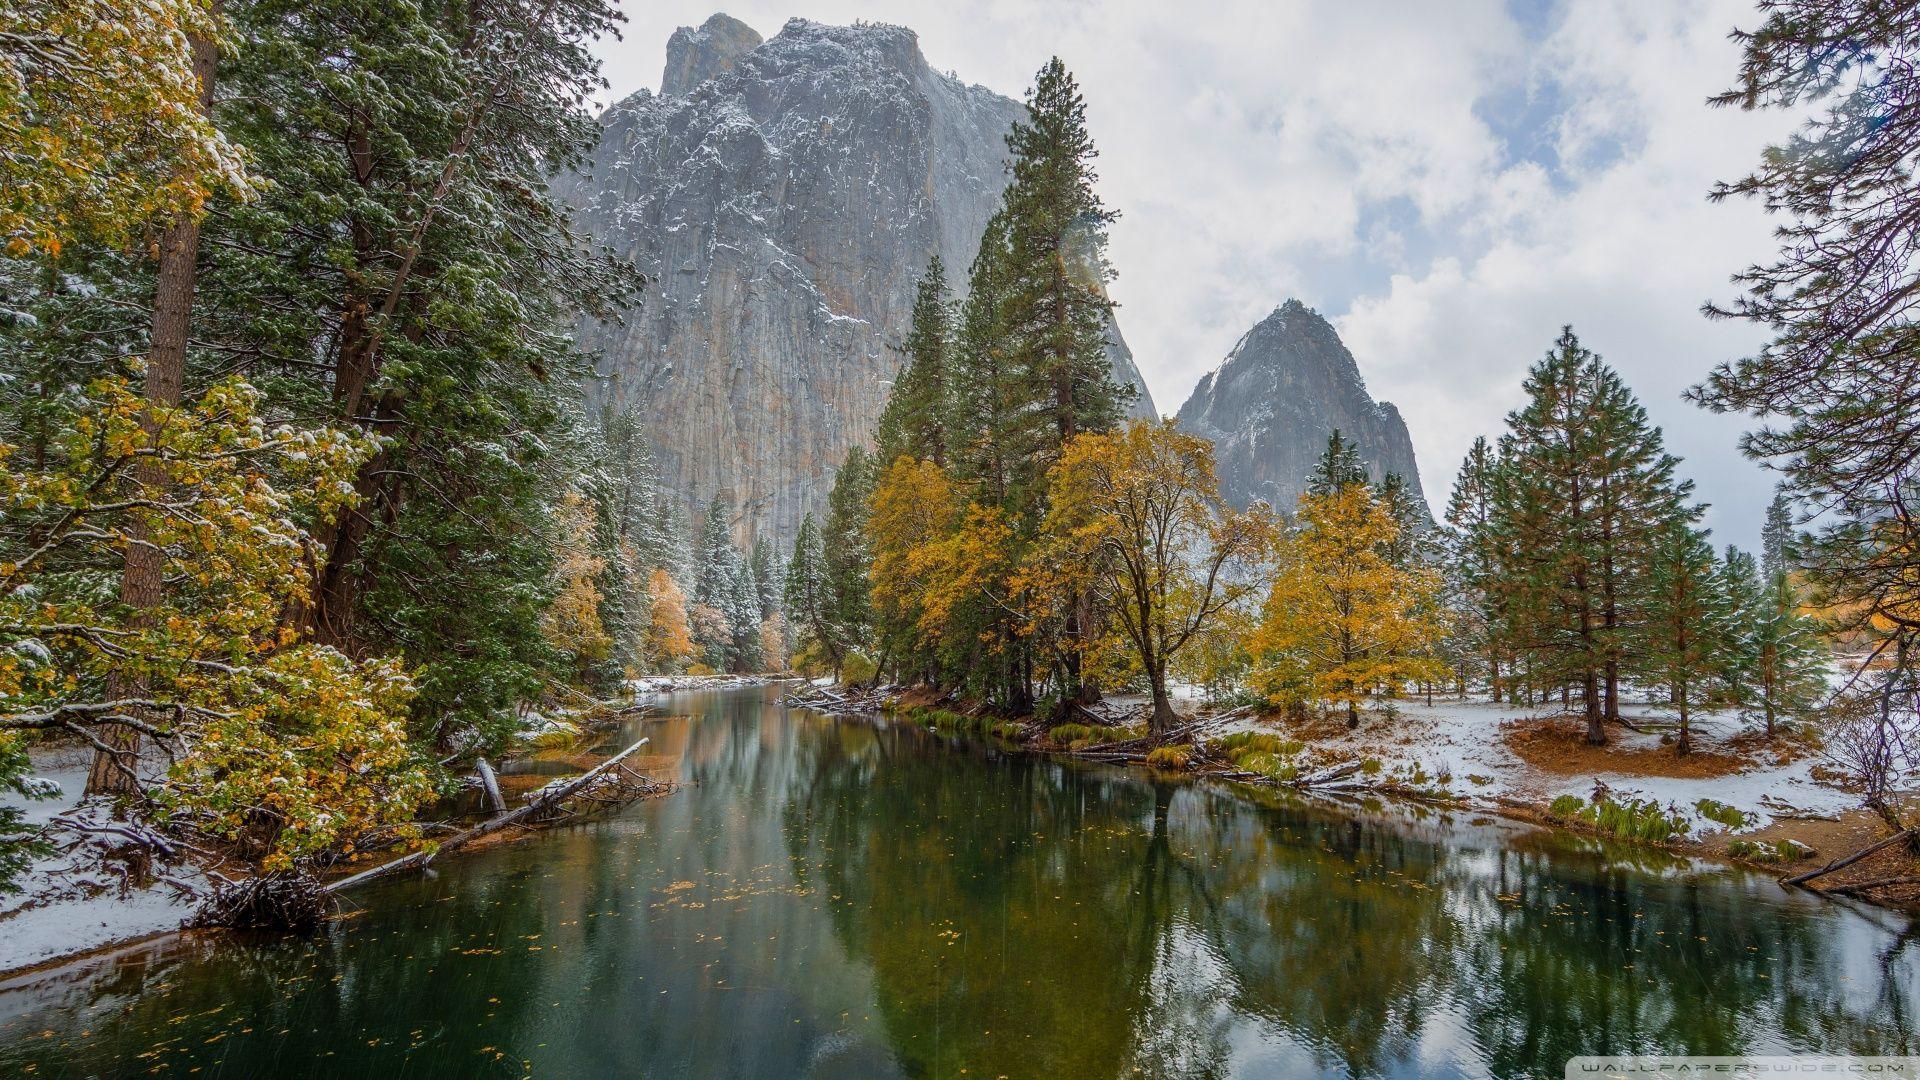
[1,686,1914,1078]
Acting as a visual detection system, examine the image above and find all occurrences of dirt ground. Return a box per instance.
[1500,716,1751,779]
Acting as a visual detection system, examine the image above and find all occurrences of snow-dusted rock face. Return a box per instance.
[565,15,1156,545]
[1175,299,1427,516]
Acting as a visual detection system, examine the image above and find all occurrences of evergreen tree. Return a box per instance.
[1374,473,1432,569]
[948,211,1017,503]
[726,556,763,673]
[875,256,954,468]
[821,447,877,674]
[1644,520,1727,755]
[693,498,740,672]
[783,513,838,673]
[750,537,782,621]
[1760,487,1796,583]
[1493,328,1694,743]
[1444,437,1508,698]
[998,57,1129,469]
[1693,1,1919,787]
[1308,430,1369,496]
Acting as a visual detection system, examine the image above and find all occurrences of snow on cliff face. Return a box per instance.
[564,15,1156,545]
[1175,299,1427,517]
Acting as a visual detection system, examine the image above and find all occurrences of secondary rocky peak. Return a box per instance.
[661,13,763,96]
[1176,299,1427,516]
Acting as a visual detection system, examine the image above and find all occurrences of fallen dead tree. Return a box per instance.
[322,736,665,896]
[1781,826,1919,889]
[782,684,893,715]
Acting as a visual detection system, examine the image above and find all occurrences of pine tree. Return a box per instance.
[998,57,1129,467]
[1493,328,1694,743]
[1307,430,1369,496]
[783,514,837,673]
[1692,1,1920,784]
[1761,487,1796,583]
[726,557,763,673]
[693,498,740,672]
[1644,520,1727,755]
[821,448,877,676]
[750,537,782,621]
[1374,473,1431,569]
[1444,437,1508,698]
[875,256,954,468]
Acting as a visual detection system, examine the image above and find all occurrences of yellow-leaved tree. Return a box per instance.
[867,456,961,678]
[1250,482,1443,728]
[0,377,435,871]
[0,0,251,256]
[643,568,695,672]
[1041,421,1272,734]
[543,489,611,683]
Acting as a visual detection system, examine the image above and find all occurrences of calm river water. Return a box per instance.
[1,685,1915,1077]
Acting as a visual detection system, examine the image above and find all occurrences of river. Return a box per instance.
[1,685,1915,1077]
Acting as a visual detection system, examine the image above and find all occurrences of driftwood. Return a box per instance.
[1294,761,1363,788]
[1781,826,1919,888]
[475,758,506,815]
[325,737,662,895]
[782,684,892,715]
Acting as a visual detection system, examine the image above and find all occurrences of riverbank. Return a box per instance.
[0,678,740,977]
[873,686,1919,908]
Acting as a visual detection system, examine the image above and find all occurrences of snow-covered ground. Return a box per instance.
[0,745,207,975]
[1202,695,1857,838]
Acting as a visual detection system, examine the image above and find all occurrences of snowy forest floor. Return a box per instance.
[1177,691,1920,905]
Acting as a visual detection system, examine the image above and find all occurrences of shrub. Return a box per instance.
[841,651,879,686]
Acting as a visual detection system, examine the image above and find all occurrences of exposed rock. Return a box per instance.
[1175,300,1427,516]
[565,15,1155,545]
[661,14,762,97]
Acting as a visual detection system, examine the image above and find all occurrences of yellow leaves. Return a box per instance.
[644,568,696,667]
[1250,485,1443,712]
[1,0,255,256]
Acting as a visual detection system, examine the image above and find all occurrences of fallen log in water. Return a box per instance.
[324,737,664,895]
[781,684,893,714]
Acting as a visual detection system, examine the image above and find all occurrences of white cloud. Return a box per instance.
[593,0,1802,547]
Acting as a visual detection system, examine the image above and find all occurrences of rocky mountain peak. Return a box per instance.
[566,16,1154,546]
[661,14,763,97]
[1176,299,1427,516]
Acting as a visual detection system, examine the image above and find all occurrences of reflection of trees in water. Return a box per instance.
[782,717,1920,1078]
[4,693,1917,1078]
[783,723,1194,1077]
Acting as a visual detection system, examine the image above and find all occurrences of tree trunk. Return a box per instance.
[1674,688,1691,756]
[87,29,219,798]
[1147,668,1178,736]
[1582,669,1606,746]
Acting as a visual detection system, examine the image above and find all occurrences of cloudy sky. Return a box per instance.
[593,0,1802,549]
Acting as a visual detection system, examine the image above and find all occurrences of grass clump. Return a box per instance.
[1207,731,1308,781]
[1048,723,1094,746]
[1144,746,1191,770]
[1693,798,1751,830]
[1549,792,1687,844]
[1727,838,1814,864]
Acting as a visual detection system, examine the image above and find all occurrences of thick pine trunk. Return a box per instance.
[87,31,218,798]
